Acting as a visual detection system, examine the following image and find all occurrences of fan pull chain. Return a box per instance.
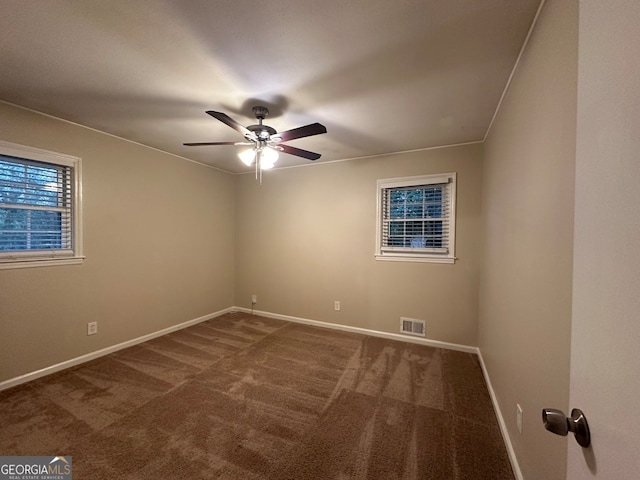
[256,149,263,185]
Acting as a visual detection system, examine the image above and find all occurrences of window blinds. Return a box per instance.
[0,155,73,254]
[381,181,451,254]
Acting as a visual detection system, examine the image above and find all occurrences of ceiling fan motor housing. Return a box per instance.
[247,124,277,139]
[248,106,276,139]
[252,105,270,120]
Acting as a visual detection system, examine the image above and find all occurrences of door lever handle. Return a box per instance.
[542,408,591,447]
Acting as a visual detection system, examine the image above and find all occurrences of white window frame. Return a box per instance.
[375,173,456,264]
[0,140,83,270]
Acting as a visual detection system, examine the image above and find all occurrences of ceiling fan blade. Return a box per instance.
[183,141,248,146]
[274,122,327,142]
[206,110,254,138]
[280,144,322,161]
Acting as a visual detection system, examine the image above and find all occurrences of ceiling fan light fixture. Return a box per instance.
[239,146,278,170]
[262,146,279,164]
[258,147,278,170]
[238,148,256,166]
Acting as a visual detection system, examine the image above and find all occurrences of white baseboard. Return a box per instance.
[232,306,479,354]
[0,307,235,392]
[477,349,524,480]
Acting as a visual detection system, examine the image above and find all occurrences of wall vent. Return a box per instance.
[400,317,426,337]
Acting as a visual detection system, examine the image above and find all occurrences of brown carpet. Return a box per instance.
[0,312,514,479]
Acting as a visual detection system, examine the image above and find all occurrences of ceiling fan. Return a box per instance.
[184,106,327,180]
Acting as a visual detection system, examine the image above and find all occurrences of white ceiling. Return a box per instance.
[0,0,541,173]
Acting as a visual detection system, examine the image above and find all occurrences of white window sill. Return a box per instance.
[0,256,85,270]
[375,254,456,264]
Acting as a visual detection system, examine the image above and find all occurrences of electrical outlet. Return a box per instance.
[87,321,98,336]
[516,404,523,434]
[334,301,341,311]
[251,294,257,304]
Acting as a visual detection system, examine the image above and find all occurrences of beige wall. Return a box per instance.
[0,102,236,382]
[479,0,578,479]
[0,103,482,384]
[235,144,483,346]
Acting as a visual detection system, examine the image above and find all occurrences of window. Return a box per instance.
[0,140,83,269]
[376,173,456,263]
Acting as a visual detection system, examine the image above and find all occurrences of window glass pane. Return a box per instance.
[389,202,405,218]
[405,188,423,204]
[0,208,27,250]
[406,204,424,218]
[387,236,407,247]
[406,220,424,236]
[426,203,441,218]
[30,230,62,249]
[0,207,27,229]
[410,237,426,248]
[0,185,25,204]
[424,221,443,247]
[0,208,63,250]
[389,190,405,203]
[0,160,61,207]
[389,221,404,236]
